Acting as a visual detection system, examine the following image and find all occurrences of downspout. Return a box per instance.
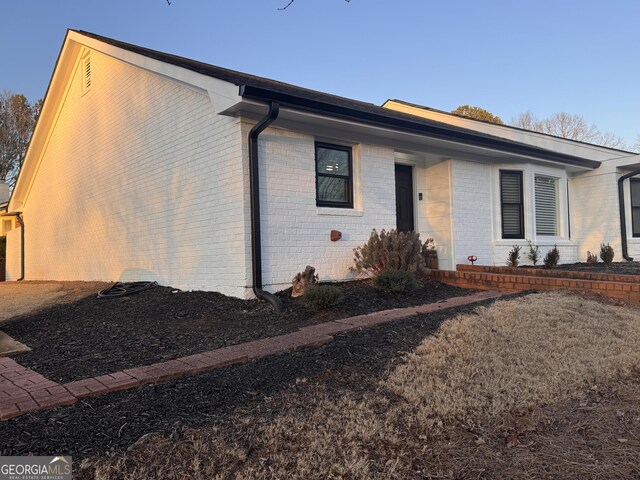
[248,101,283,313]
[6,212,24,281]
[618,168,640,261]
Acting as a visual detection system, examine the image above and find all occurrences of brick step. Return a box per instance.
[431,270,640,302]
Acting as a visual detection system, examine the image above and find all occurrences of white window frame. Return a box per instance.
[533,173,560,237]
[492,163,570,246]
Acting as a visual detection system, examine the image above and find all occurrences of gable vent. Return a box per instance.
[82,56,92,94]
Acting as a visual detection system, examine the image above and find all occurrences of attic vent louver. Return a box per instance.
[82,55,91,94]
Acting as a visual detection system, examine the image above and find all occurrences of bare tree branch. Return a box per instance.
[280,0,351,10]
[278,0,295,10]
[511,111,627,149]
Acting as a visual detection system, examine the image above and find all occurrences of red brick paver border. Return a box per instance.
[0,357,76,420]
[0,291,503,420]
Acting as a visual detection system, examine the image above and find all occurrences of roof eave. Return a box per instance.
[240,85,601,170]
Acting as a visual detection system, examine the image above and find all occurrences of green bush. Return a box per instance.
[302,284,342,311]
[507,245,521,267]
[543,245,560,269]
[526,239,539,266]
[374,270,419,294]
[586,250,598,266]
[599,243,614,264]
[352,229,434,277]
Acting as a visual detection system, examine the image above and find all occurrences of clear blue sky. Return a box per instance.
[1,0,639,144]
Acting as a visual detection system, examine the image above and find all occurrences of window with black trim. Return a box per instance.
[315,142,353,208]
[631,179,640,237]
[500,170,524,239]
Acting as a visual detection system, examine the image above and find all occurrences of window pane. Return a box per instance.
[318,176,348,203]
[502,204,523,237]
[633,207,640,236]
[631,181,640,208]
[317,147,349,176]
[501,172,521,203]
[535,175,558,236]
[500,171,523,238]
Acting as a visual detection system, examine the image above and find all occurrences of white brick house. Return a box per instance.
[6,30,640,302]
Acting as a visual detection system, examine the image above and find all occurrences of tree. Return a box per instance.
[511,110,627,149]
[0,91,40,187]
[451,105,504,125]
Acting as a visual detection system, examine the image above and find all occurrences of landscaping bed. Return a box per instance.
[549,261,640,275]
[0,279,472,383]
[0,298,497,460]
[3,291,639,479]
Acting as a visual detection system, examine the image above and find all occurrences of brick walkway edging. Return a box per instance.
[0,291,503,421]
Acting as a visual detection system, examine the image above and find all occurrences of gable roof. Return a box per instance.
[74,30,601,169]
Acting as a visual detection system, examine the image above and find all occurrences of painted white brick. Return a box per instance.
[5,48,251,298]
[244,123,396,292]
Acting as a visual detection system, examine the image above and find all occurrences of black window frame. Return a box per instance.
[315,142,353,209]
[631,179,640,237]
[500,170,525,239]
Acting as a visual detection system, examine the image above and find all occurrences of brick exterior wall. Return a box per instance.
[5,227,21,279]
[6,48,251,297]
[450,159,495,266]
[245,123,397,291]
[417,160,453,270]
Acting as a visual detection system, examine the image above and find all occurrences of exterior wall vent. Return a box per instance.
[81,54,91,95]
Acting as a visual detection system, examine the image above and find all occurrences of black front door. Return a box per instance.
[395,164,414,232]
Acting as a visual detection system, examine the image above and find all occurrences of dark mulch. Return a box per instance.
[0,296,507,461]
[0,280,473,383]
[534,261,640,275]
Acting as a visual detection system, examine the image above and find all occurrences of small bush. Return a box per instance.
[507,245,521,267]
[586,251,599,266]
[526,239,539,266]
[600,243,614,264]
[543,245,560,269]
[374,270,419,294]
[352,229,434,277]
[302,284,342,311]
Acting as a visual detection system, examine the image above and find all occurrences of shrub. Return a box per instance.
[507,245,521,267]
[586,251,599,266]
[526,239,539,266]
[374,270,419,294]
[302,284,342,311]
[543,245,560,269]
[600,243,614,264]
[352,229,434,277]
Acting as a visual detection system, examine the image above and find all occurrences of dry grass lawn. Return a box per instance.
[0,281,108,324]
[79,292,640,479]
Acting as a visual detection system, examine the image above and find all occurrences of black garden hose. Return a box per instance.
[97,281,158,299]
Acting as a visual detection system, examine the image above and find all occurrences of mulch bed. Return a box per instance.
[0,279,473,383]
[0,296,505,461]
[536,261,640,275]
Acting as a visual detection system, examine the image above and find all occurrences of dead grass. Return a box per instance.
[0,281,108,324]
[78,292,640,479]
[387,291,640,425]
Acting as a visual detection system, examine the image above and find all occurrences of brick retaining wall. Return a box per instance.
[431,266,640,303]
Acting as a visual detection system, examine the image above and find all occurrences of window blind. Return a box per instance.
[535,175,558,236]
